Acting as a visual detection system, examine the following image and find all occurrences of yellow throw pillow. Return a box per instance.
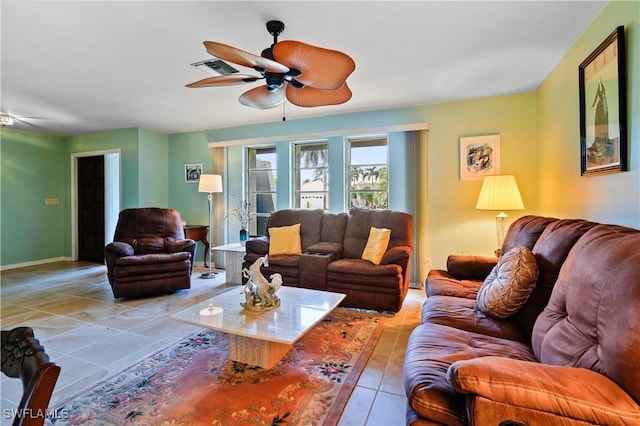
[268,223,302,256]
[362,227,391,265]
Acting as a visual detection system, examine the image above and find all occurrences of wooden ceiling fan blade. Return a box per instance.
[239,86,285,109]
[286,83,352,107]
[204,41,290,74]
[186,74,262,88]
[273,41,355,90]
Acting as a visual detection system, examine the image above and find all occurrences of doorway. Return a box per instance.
[77,156,105,263]
[71,150,120,262]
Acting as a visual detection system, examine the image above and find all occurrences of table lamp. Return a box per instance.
[475,175,524,257]
[198,174,223,279]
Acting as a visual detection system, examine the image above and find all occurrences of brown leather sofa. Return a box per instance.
[243,208,413,312]
[404,215,640,425]
[104,208,197,298]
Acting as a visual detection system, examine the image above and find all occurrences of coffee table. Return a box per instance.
[171,286,346,368]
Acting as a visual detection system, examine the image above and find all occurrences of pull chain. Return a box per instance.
[282,101,286,122]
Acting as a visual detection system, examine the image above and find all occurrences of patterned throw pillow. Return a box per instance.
[476,246,538,318]
[268,223,302,256]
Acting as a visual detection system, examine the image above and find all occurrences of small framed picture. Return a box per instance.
[579,26,627,176]
[184,163,203,183]
[459,135,501,181]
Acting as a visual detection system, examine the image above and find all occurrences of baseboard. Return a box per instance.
[409,280,424,289]
[0,257,72,271]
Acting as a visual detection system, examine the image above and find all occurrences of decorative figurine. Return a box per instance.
[241,255,282,311]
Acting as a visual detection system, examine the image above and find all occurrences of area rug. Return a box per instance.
[51,308,385,426]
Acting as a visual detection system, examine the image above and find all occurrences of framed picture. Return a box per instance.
[184,163,203,183]
[579,26,627,176]
[459,134,501,181]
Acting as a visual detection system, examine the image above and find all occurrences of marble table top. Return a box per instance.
[171,286,346,345]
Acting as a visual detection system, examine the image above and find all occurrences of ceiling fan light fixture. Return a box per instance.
[265,73,284,91]
[0,114,15,127]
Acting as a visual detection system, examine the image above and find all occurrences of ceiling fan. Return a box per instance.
[0,112,48,130]
[186,20,355,114]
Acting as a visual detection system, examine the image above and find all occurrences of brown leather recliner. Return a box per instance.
[104,208,196,298]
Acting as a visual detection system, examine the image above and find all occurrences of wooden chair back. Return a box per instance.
[1,327,61,426]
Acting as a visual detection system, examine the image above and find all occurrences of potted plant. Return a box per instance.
[225,197,252,245]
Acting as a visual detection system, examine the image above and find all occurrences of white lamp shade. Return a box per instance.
[198,174,223,193]
[475,175,524,211]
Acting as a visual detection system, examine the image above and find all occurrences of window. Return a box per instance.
[294,142,329,210]
[247,146,277,236]
[347,136,388,209]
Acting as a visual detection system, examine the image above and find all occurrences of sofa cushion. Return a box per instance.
[501,215,558,255]
[362,227,391,265]
[403,322,537,426]
[306,241,343,256]
[476,246,538,319]
[421,295,525,342]
[327,258,402,288]
[513,218,596,340]
[343,208,412,259]
[532,224,640,404]
[320,212,349,243]
[268,223,302,256]
[114,253,191,277]
[266,209,323,251]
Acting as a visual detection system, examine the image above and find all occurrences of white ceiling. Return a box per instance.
[1,0,606,137]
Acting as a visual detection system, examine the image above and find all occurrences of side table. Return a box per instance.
[211,243,246,284]
[184,225,209,267]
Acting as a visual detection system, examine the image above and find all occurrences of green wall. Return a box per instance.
[422,93,539,266]
[0,128,66,266]
[536,0,640,227]
[138,128,169,207]
[0,127,174,267]
[67,128,141,209]
[167,131,215,257]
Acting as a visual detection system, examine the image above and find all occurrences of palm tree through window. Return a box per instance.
[294,142,329,209]
[347,137,388,209]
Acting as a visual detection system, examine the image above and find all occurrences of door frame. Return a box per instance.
[71,149,121,261]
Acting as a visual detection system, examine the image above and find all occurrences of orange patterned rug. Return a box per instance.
[51,308,385,426]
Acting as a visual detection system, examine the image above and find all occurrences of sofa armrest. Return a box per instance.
[105,241,135,257]
[381,245,411,265]
[167,239,196,253]
[447,356,640,425]
[246,236,269,256]
[446,255,497,280]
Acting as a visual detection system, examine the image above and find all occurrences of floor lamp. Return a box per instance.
[198,174,223,279]
[475,175,524,257]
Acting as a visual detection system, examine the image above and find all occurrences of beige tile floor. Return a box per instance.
[0,261,425,426]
